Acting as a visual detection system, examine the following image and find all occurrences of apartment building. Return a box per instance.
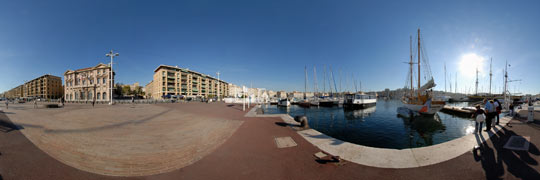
[23,74,63,99]
[148,65,228,99]
[2,74,63,99]
[3,85,24,99]
[64,63,114,102]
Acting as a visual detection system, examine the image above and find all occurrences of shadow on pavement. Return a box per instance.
[0,112,23,133]
[474,126,540,179]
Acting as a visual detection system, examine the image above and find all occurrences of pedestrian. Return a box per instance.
[132,96,135,104]
[61,97,65,107]
[92,98,95,107]
[472,105,486,134]
[494,99,501,125]
[509,103,515,117]
[484,99,495,131]
[34,99,38,109]
[5,100,8,109]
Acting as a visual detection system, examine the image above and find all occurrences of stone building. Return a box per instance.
[3,85,24,99]
[148,65,228,99]
[64,63,114,102]
[23,74,63,99]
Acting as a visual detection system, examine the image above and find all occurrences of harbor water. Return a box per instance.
[261,100,481,149]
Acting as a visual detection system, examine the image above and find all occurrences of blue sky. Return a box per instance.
[1,0,539,94]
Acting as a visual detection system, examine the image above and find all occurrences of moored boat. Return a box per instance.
[277,99,290,107]
[343,93,377,109]
[399,29,445,116]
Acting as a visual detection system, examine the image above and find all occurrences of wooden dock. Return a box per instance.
[440,105,475,118]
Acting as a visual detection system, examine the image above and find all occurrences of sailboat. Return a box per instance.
[401,29,445,115]
[299,66,311,107]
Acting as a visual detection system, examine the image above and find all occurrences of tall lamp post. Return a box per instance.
[106,50,119,105]
[216,71,220,101]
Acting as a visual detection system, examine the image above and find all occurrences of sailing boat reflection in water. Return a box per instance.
[344,106,376,120]
[399,113,446,147]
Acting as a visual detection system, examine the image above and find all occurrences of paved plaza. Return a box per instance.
[0,102,539,179]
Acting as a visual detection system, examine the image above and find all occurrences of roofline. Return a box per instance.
[154,64,229,83]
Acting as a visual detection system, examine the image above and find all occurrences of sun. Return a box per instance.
[458,53,485,78]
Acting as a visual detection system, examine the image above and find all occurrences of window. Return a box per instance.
[102,92,107,100]
[97,92,101,100]
[103,78,106,84]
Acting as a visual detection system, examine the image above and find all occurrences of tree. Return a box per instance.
[122,86,131,96]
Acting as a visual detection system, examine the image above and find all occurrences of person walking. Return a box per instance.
[484,99,494,131]
[61,97,65,107]
[494,99,501,125]
[33,99,38,109]
[509,103,515,117]
[5,100,8,109]
[472,105,486,134]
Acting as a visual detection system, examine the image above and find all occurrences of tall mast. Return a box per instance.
[409,36,414,98]
[323,65,326,95]
[313,66,318,96]
[489,58,492,95]
[304,66,307,100]
[417,29,421,97]
[475,67,479,95]
[339,68,342,94]
[455,73,457,94]
[444,62,447,93]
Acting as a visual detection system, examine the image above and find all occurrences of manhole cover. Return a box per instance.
[275,136,297,148]
[503,136,530,151]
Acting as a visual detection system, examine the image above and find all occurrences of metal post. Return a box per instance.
[106,50,119,105]
[242,85,246,111]
[217,71,220,101]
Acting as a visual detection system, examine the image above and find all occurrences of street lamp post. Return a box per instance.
[106,50,119,105]
[217,71,220,101]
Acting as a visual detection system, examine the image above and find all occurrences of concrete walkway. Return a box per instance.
[1,102,539,179]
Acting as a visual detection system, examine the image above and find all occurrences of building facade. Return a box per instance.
[64,63,114,102]
[3,85,24,99]
[2,74,63,99]
[23,74,63,99]
[148,65,229,99]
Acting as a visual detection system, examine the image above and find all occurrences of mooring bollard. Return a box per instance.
[294,115,309,128]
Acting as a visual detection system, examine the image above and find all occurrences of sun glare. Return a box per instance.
[458,53,485,78]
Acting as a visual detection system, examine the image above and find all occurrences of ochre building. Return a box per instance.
[146,65,228,99]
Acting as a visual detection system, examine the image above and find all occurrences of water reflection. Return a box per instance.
[262,100,474,149]
[399,114,446,147]
[343,106,376,120]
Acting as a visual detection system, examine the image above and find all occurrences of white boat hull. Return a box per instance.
[403,103,444,115]
[277,100,290,107]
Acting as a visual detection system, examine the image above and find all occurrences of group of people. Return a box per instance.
[472,99,502,133]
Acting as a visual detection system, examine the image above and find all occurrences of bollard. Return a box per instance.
[294,115,309,128]
[528,106,534,123]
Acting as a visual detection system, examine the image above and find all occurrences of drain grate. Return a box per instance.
[275,136,297,148]
[503,136,530,151]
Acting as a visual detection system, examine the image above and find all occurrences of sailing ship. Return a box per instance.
[401,29,445,115]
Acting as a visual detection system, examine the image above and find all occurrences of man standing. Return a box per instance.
[494,99,501,125]
[484,99,494,131]
[61,97,65,107]
[5,100,8,109]
[34,99,38,109]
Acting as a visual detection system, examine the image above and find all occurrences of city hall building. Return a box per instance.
[146,65,228,100]
[63,63,114,102]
